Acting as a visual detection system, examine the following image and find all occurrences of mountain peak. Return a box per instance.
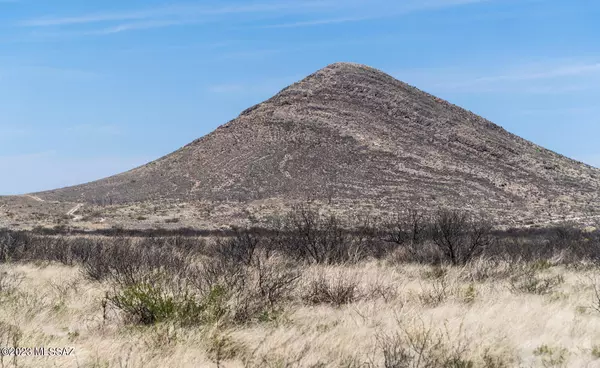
[321,61,378,72]
[307,62,392,83]
[35,63,600,225]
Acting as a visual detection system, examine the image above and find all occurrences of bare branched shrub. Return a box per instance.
[460,258,512,283]
[431,210,493,265]
[384,208,427,248]
[364,279,400,303]
[0,230,31,263]
[303,272,359,307]
[374,321,474,368]
[80,237,192,286]
[226,252,302,324]
[275,205,369,264]
[213,230,260,266]
[253,253,302,309]
[0,321,22,367]
[188,250,301,325]
[0,268,23,298]
[589,277,600,315]
[418,276,453,307]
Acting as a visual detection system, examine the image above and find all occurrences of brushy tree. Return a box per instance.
[430,209,493,265]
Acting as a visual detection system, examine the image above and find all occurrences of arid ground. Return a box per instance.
[2,258,600,367]
[1,207,600,368]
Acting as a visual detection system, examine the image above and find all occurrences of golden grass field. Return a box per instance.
[1,258,600,368]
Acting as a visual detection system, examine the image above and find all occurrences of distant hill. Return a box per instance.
[35,62,600,220]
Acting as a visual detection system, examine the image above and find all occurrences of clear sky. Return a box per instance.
[0,0,598,195]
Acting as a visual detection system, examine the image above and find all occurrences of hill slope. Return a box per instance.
[36,63,600,217]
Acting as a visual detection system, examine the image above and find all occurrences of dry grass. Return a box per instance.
[0,260,599,367]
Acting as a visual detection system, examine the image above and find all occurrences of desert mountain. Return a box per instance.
[35,62,600,219]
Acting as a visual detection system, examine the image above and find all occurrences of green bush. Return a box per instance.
[533,344,569,367]
[109,283,178,325]
[108,281,230,326]
[508,271,564,295]
[201,285,228,325]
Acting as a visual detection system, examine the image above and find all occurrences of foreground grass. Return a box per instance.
[1,260,600,367]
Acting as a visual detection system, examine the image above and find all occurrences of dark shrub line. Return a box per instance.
[3,206,600,268]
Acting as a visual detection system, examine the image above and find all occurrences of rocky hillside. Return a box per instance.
[36,63,600,218]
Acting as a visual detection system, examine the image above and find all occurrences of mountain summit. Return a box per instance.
[37,62,600,218]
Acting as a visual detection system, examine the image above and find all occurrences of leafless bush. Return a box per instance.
[374,321,473,368]
[303,272,359,307]
[431,210,494,265]
[418,276,453,307]
[383,208,428,249]
[228,252,301,323]
[364,279,400,303]
[460,258,512,283]
[213,230,260,266]
[588,276,600,314]
[253,253,302,308]
[280,205,360,264]
[81,238,191,286]
[0,321,22,368]
[0,268,23,299]
[188,249,301,325]
[0,230,31,263]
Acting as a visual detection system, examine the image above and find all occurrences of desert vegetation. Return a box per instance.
[0,205,600,367]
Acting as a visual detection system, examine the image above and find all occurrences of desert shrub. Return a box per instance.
[550,225,584,248]
[189,257,245,298]
[0,230,30,262]
[480,349,513,368]
[380,208,446,265]
[213,230,260,266]
[533,345,569,368]
[375,322,474,368]
[461,284,477,304]
[0,268,23,297]
[383,208,427,246]
[206,332,246,366]
[188,250,300,325]
[108,277,228,326]
[508,268,564,295]
[0,321,22,367]
[274,205,369,264]
[430,210,493,265]
[422,265,449,280]
[200,285,229,325]
[460,258,512,283]
[228,253,301,324]
[2,209,599,273]
[364,279,400,303]
[303,272,359,307]
[253,254,302,309]
[418,276,453,307]
[108,282,179,325]
[589,277,600,315]
[591,345,600,359]
[377,332,411,368]
[489,226,600,264]
[80,237,191,285]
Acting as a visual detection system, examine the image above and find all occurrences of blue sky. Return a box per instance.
[0,0,598,195]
